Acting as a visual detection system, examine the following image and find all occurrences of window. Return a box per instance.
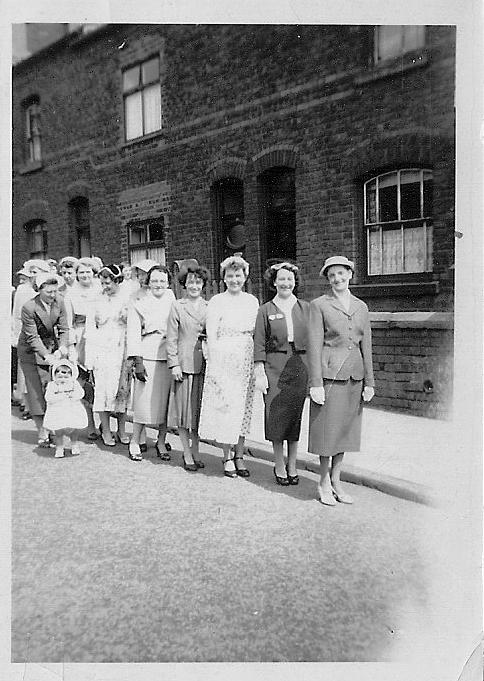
[364,169,433,275]
[25,220,48,259]
[259,166,296,262]
[374,26,425,63]
[69,197,91,257]
[25,98,42,162]
[128,219,166,265]
[122,56,162,141]
[212,178,245,262]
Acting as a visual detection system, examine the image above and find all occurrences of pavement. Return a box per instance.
[242,393,453,507]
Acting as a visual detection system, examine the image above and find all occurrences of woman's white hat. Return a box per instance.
[319,256,354,278]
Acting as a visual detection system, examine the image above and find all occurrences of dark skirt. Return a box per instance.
[308,378,363,457]
[19,360,50,416]
[167,372,204,432]
[264,350,308,442]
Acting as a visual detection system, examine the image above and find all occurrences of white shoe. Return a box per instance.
[71,442,81,456]
[54,446,65,458]
[317,484,337,506]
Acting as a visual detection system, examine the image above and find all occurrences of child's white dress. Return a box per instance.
[43,381,88,431]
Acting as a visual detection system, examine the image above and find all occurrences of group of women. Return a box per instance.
[13,251,374,506]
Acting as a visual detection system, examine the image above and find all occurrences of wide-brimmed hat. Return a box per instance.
[24,259,51,274]
[98,263,123,280]
[51,358,79,381]
[132,258,159,273]
[319,256,355,278]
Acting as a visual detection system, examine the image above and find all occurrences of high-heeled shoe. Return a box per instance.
[155,443,171,461]
[234,456,250,477]
[115,432,130,446]
[99,424,115,447]
[182,456,198,472]
[317,484,337,506]
[129,442,142,461]
[273,467,289,486]
[194,459,205,469]
[286,466,299,485]
[223,455,237,478]
[332,488,354,504]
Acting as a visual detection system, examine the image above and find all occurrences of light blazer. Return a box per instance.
[17,294,70,366]
[254,299,310,362]
[166,298,208,374]
[126,289,175,361]
[307,292,374,388]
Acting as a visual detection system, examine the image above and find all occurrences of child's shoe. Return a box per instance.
[54,446,65,458]
[71,442,81,456]
[63,434,72,450]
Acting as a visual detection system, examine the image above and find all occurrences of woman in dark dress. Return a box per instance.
[307,256,375,506]
[254,261,309,485]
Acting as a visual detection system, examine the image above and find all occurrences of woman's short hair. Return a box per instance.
[178,264,210,288]
[146,264,172,285]
[264,260,301,294]
[98,263,124,284]
[220,255,250,278]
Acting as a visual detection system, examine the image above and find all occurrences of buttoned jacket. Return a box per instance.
[307,292,374,387]
[126,289,175,361]
[254,298,310,363]
[17,294,70,366]
[166,298,208,374]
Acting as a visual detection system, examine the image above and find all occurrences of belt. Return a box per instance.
[270,343,306,355]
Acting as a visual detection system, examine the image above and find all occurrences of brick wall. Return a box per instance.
[370,313,453,418]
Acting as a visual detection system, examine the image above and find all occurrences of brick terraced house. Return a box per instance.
[12,23,456,417]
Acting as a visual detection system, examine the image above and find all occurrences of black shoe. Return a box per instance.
[273,467,289,486]
[223,457,237,478]
[234,456,250,477]
[155,444,171,461]
[286,467,299,485]
[194,460,205,469]
[140,443,148,454]
[182,456,198,472]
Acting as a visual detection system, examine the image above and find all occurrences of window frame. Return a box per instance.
[363,168,433,279]
[24,97,42,163]
[373,25,426,64]
[127,218,166,265]
[69,196,91,258]
[25,219,48,259]
[122,54,163,142]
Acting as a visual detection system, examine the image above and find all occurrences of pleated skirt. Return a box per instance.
[167,372,204,431]
[131,359,171,425]
[308,378,363,457]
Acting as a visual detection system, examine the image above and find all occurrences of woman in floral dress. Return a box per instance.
[198,255,259,478]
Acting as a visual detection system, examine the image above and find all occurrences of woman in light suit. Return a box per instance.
[17,273,71,446]
[166,263,209,471]
[307,256,375,506]
[254,261,309,486]
[126,265,175,461]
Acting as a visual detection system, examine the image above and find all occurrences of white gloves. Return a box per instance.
[309,386,325,405]
[362,386,375,402]
[254,363,268,394]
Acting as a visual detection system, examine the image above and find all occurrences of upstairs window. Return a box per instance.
[374,26,425,63]
[69,197,91,257]
[128,219,166,265]
[25,98,42,162]
[364,169,433,275]
[25,220,48,259]
[123,56,162,141]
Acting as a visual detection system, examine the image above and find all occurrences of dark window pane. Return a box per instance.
[379,184,398,222]
[423,172,433,216]
[400,171,421,220]
[142,57,159,85]
[365,179,377,223]
[123,65,140,92]
[148,221,164,242]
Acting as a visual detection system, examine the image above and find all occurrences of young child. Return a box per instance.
[43,359,88,458]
